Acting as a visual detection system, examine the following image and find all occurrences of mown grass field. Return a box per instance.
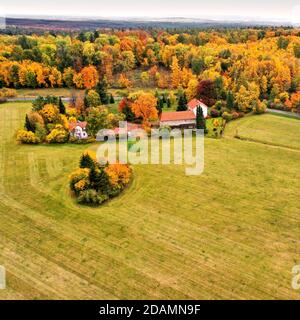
[226,114,300,150]
[0,102,300,299]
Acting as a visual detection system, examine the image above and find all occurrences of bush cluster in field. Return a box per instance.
[69,151,132,206]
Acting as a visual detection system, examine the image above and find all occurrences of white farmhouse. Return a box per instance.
[187,99,208,118]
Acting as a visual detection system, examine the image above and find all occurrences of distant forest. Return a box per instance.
[2,17,294,34]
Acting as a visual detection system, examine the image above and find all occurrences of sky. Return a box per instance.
[1,0,300,23]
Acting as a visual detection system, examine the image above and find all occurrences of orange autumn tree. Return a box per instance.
[118,74,132,88]
[131,92,158,125]
[80,66,99,89]
[105,163,132,190]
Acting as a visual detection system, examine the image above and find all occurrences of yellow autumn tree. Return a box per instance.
[171,56,181,89]
[235,82,260,112]
[186,79,198,100]
[118,74,132,88]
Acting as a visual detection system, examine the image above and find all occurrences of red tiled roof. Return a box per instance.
[112,123,142,135]
[160,111,196,122]
[69,121,87,131]
[187,99,202,109]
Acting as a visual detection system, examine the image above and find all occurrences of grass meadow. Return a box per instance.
[0,102,299,299]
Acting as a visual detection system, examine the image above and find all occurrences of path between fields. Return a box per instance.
[233,135,300,153]
[266,108,300,119]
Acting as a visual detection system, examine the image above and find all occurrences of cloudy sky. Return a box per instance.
[1,0,299,22]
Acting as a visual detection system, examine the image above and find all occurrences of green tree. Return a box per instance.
[80,153,95,169]
[89,165,111,194]
[167,98,171,108]
[58,97,66,114]
[122,104,135,122]
[191,57,204,75]
[177,93,187,111]
[277,37,289,50]
[109,94,115,104]
[25,114,35,132]
[86,107,108,137]
[294,44,300,58]
[96,79,109,105]
[226,91,235,110]
[156,97,164,115]
[196,106,206,132]
[86,90,101,108]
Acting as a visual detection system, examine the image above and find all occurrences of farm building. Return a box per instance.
[69,121,88,139]
[160,99,208,129]
[160,110,196,129]
[187,99,208,118]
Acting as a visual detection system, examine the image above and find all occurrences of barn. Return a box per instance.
[159,99,208,129]
[160,111,196,129]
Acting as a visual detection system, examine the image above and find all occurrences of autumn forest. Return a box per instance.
[0,27,300,113]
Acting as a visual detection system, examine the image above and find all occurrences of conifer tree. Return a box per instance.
[177,94,187,111]
[25,114,35,132]
[167,98,171,108]
[96,79,109,105]
[226,91,234,110]
[89,165,110,194]
[59,97,66,114]
[80,153,95,169]
[110,94,115,104]
[196,106,206,132]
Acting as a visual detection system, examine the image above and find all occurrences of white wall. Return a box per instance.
[160,119,196,127]
[190,104,208,118]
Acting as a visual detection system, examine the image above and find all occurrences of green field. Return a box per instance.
[0,102,300,299]
[226,114,300,150]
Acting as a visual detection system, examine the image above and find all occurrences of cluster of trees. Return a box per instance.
[17,96,70,144]
[69,150,132,205]
[17,92,122,144]
[118,91,159,128]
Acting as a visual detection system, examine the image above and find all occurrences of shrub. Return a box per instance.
[46,125,69,143]
[69,136,95,144]
[28,111,44,126]
[105,163,132,190]
[69,168,90,195]
[212,119,220,127]
[77,189,108,205]
[231,112,240,120]
[39,104,60,123]
[69,152,132,206]
[210,108,220,118]
[35,123,47,141]
[17,130,40,144]
[253,101,267,114]
[222,112,233,122]
[0,88,17,98]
